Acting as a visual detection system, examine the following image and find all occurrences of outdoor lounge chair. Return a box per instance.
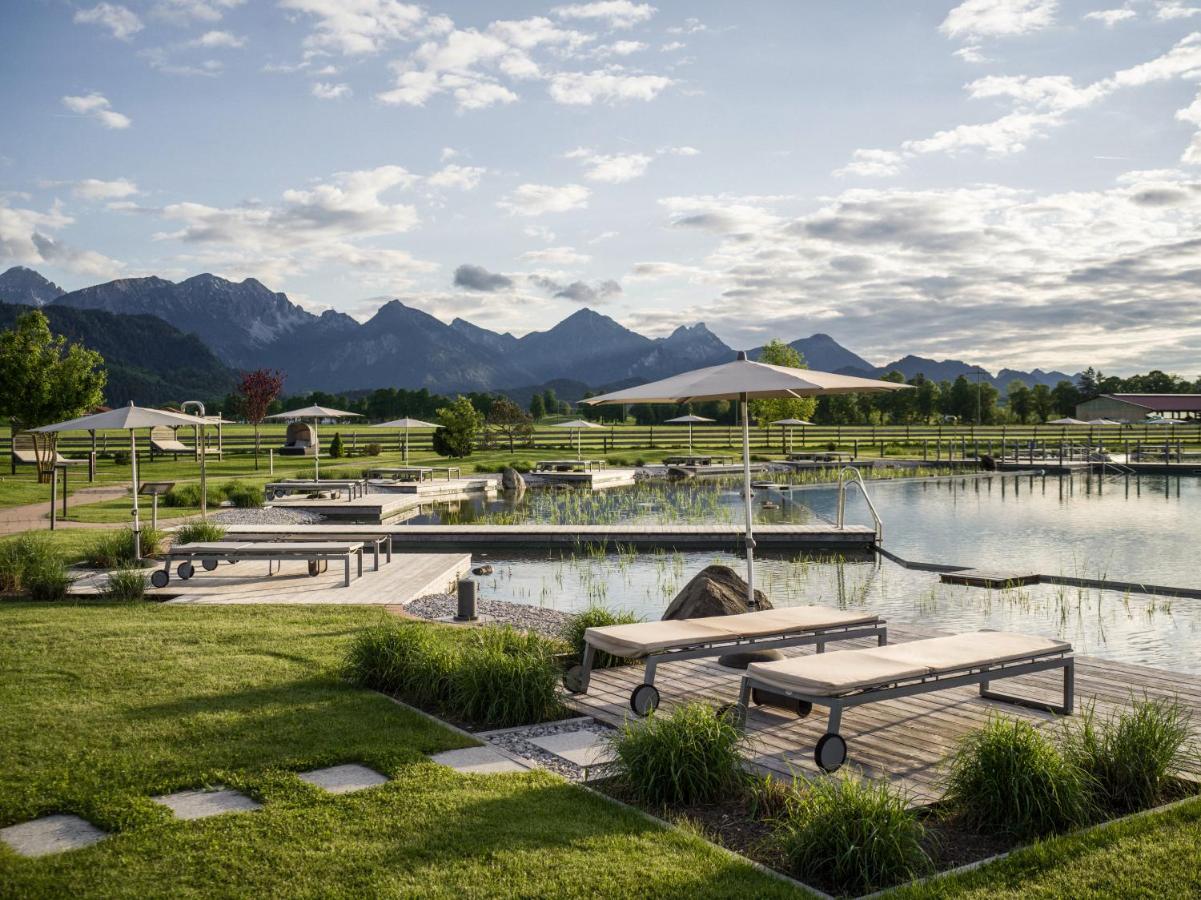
[278,422,318,457]
[149,425,191,459]
[11,432,86,468]
[150,541,365,589]
[563,606,887,716]
[732,630,1074,773]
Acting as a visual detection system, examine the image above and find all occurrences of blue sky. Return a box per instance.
[3,0,1201,374]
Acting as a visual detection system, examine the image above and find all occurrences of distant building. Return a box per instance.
[1076,393,1201,422]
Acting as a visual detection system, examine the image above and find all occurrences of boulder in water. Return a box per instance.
[661,564,772,620]
[501,467,526,492]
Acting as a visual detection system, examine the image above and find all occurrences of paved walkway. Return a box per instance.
[0,484,130,535]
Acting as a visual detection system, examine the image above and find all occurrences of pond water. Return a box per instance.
[401,472,1201,673]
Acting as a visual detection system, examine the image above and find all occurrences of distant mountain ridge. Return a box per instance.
[2,266,1080,397]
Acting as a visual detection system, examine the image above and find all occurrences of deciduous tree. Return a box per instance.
[433,395,483,458]
[487,397,534,452]
[749,340,817,424]
[236,369,284,470]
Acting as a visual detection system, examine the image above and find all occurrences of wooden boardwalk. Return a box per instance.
[69,552,472,605]
[265,477,496,523]
[566,623,1201,807]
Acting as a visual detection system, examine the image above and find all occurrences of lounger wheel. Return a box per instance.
[150,570,169,589]
[750,688,813,718]
[201,558,218,571]
[630,684,660,717]
[177,562,195,580]
[716,702,746,727]
[562,665,586,694]
[815,733,848,773]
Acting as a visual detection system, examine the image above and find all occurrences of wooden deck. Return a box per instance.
[265,477,497,522]
[566,623,1201,807]
[530,468,638,488]
[69,552,472,605]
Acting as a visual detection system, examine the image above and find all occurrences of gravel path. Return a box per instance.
[405,592,574,639]
[482,719,617,781]
[210,507,327,525]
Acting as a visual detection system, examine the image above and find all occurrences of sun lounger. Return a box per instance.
[733,630,1074,772]
[150,541,365,588]
[264,479,366,501]
[229,532,391,570]
[11,432,86,467]
[563,606,888,716]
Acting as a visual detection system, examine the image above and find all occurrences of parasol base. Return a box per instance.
[717,649,785,670]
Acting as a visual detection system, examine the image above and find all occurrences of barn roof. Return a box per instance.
[1099,394,1201,412]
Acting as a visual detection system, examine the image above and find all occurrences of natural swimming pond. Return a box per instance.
[403,472,1201,673]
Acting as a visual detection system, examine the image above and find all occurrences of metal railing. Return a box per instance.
[835,466,883,543]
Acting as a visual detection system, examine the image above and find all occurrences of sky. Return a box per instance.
[3,0,1201,375]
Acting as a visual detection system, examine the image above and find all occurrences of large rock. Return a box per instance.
[501,467,526,492]
[662,565,772,620]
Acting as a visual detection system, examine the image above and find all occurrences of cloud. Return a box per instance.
[498,183,590,216]
[552,1,656,29]
[1084,8,1137,26]
[279,0,427,55]
[547,69,673,104]
[312,81,352,99]
[597,40,646,55]
[426,164,485,190]
[1157,2,1201,20]
[0,198,123,277]
[1176,89,1201,163]
[61,93,132,129]
[453,263,513,291]
[520,245,591,266]
[74,4,143,40]
[565,148,653,182]
[188,30,246,47]
[72,178,140,200]
[940,0,1058,39]
[531,274,622,303]
[836,148,905,178]
[143,48,225,76]
[153,0,244,25]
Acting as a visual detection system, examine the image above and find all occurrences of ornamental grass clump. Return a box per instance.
[451,626,563,728]
[86,527,164,568]
[561,606,640,669]
[610,702,743,806]
[162,483,223,508]
[102,564,147,602]
[220,481,263,508]
[773,777,929,895]
[345,622,457,710]
[0,533,72,600]
[174,521,226,544]
[1064,697,1192,815]
[944,717,1095,838]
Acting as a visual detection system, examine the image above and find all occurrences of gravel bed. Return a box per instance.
[404,593,574,639]
[210,507,327,525]
[482,719,618,781]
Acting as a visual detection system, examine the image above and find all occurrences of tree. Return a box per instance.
[236,369,284,470]
[433,395,483,458]
[529,393,546,420]
[1007,381,1032,424]
[0,310,106,481]
[749,340,817,424]
[913,377,940,424]
[1030,383,1053,423]
[1051,380,1081,417]
[542,388,558,415]
[329,432,344,459]
[487,397,533,452]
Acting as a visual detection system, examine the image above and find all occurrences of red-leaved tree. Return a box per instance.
[236,369,284,470]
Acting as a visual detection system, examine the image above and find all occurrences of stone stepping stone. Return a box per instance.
[0,814,106,858]
[298,764,389,794]
[528,731,616,768]
[152,787,261,821]
[429,746,531,774]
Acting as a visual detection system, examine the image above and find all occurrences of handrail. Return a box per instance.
[836,466,883,543]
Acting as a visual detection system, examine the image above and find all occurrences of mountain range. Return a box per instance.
[0,266,1077,401]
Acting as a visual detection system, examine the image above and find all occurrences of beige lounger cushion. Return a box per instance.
[585,605,881,658]
[690,606,878,639]
[585,620,737,658]
[746,631,1071,697]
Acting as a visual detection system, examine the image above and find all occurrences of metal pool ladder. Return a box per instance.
[836,466,883,543]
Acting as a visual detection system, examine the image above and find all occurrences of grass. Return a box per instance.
[0,532,71,600]
[174,520,226,543]
[101,564,148,601]
[562,605,641,668]
[0,603,798,899]
[943,717,1095,839]
[609,702,744,806]
[83,526,164,568]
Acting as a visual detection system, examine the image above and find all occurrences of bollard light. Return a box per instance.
[454,579,478,622]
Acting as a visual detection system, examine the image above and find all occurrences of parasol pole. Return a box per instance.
[740,389,756,607]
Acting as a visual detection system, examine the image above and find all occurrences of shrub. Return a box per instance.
[773,777,929,895]
[86,527,164,569]
[364,442,382,457]
[111,450,131,465]
[220,481,263,508]
[0,533,71,599]
[944,717,1095,838]
[610,702,743,806]
[1064,697,1192,814]
[102,564,147,602]
[345,622,457,710]
[161,483,224,508]
[451,626,563,728]
[634,458,646,467]
[174,521,226,544]
[329,432,345,459]
[561,606,640,669]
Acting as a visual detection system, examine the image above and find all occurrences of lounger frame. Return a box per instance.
[734,649,1074,770]
[153,542,365,588]
[264,480,366,502]
[571,620,888,712]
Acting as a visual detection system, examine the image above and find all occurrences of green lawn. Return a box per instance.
[0,603,800,899]
[0,528,124,564]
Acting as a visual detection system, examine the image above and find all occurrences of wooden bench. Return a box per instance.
[151,541,365,588]
[264,479,366,502]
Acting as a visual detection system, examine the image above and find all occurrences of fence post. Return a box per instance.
[269,448,274,475]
